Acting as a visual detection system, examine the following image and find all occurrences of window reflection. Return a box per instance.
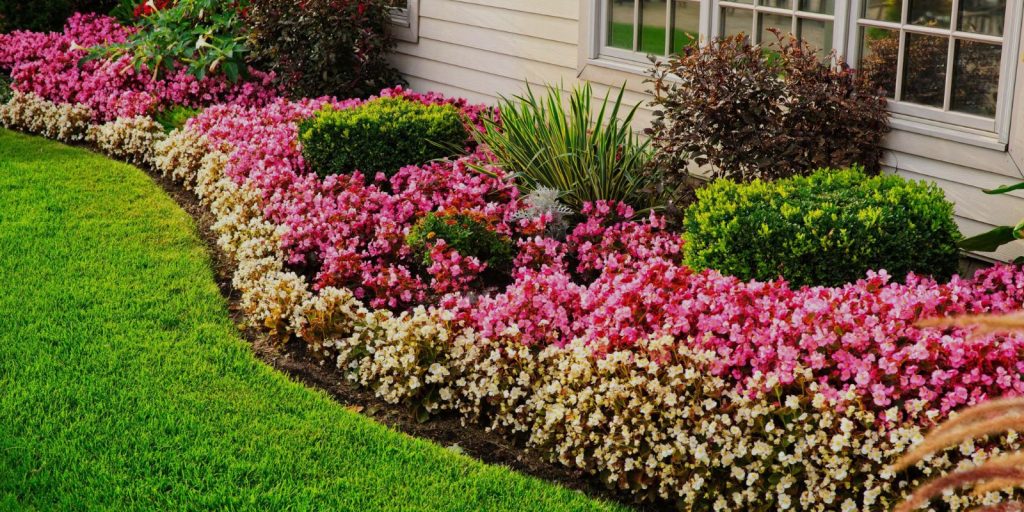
[908,0,952,27]
[958,0,1006,36]
[609,0,635,50]
[901,33,948,108]
[639,0,669,54]
[673,0,701,53]
[858,27,898,98]
[951,40,1002,116]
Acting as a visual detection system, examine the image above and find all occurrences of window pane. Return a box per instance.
[901,33,948,107]
[639,0,669,54]
[798,18,833,56]
[672,0,700,54]
[958,0,1005,36]
[761,0,790,8]
[608,0,635,50]
[859,27,898,98]
[863,0,902,22]
[722,7,755,37]
[908,0,952,28]
[760,13,793,44]
[799,0,834,14]
[951,40,1002,117]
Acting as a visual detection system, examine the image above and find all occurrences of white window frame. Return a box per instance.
[588,0,1023,145]
[389,0,419,43]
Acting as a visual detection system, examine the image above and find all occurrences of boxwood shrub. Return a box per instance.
[683,168,961,287]
[299,97,468,178]
[406,210,514,272]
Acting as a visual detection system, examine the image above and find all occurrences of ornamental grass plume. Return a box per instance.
[892,312,1024,512]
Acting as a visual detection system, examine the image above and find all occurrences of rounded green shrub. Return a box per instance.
[299,97,468,178]
[683,168,962,287]
[406,210,514,271]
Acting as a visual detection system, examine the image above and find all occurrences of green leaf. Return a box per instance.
[984,181,1024,195]
[222,61,239,83]
[958,226,1017,252]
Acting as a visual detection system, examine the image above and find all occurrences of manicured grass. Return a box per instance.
[0,129,624,512]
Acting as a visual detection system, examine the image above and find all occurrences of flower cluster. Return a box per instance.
[0,91,92,142]
[0,13,277,122]
[87,115,167,166]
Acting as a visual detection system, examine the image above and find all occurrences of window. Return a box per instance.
[592,0,1021,139]
[388,0,419,43]
[855,0,1009,132]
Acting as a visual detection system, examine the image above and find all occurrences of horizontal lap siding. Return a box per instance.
[393,0,579,101]
[393,0,1024,262]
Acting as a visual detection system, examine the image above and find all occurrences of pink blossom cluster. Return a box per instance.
[187,90,519,309]
[450,237,1024,421]
[0,14,278,121]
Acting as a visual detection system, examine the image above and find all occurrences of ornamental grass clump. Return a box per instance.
[299,97,469,178]
[473,83,662,215]
[683,167,961,287]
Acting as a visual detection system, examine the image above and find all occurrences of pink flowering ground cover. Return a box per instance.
[0,14,277,121]
[5,13,1024,430]
[188,88,1024,424]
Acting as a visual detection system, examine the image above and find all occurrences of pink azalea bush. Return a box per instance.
[0,13,277,121]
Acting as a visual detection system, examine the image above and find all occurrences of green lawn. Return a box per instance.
[0,129,624,512]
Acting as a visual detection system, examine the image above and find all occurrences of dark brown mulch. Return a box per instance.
[137,164,671,512]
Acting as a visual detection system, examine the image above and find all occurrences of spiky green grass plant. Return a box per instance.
[473,83,661,215]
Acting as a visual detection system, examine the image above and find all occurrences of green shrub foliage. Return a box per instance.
[299,97,468,178]
[406,211,514,271]
[0,0,118,32]
[0,74,11,105]
[683,168,961,287]
[88,0,249,82]
[246,0,403,99]
[154,104,202,133]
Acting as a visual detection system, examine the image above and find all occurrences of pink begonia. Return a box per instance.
[0,14,278,121]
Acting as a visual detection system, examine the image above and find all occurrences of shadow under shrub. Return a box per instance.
[299,97,468,178]
[683,168,961,287]
[0,0,118,32]
[246,0,403,99]
[647,32,890,186]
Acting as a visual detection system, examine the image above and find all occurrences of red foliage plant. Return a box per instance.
[646,31,890,185]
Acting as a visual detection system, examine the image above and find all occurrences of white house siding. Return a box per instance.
[391,0,1024,262]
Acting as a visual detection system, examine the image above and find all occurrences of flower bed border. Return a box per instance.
[5,91,1024,511]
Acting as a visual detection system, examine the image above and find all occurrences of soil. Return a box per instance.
[138,164,671,511]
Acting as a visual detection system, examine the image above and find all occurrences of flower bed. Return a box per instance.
[4,14,1024,511]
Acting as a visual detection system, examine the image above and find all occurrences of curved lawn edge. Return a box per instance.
[0,129,623,512]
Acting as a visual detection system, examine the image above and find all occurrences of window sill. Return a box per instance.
[889,116,1007,152]
[584,56,651,76]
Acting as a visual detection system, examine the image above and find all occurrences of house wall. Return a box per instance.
[391,0,1024,262]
